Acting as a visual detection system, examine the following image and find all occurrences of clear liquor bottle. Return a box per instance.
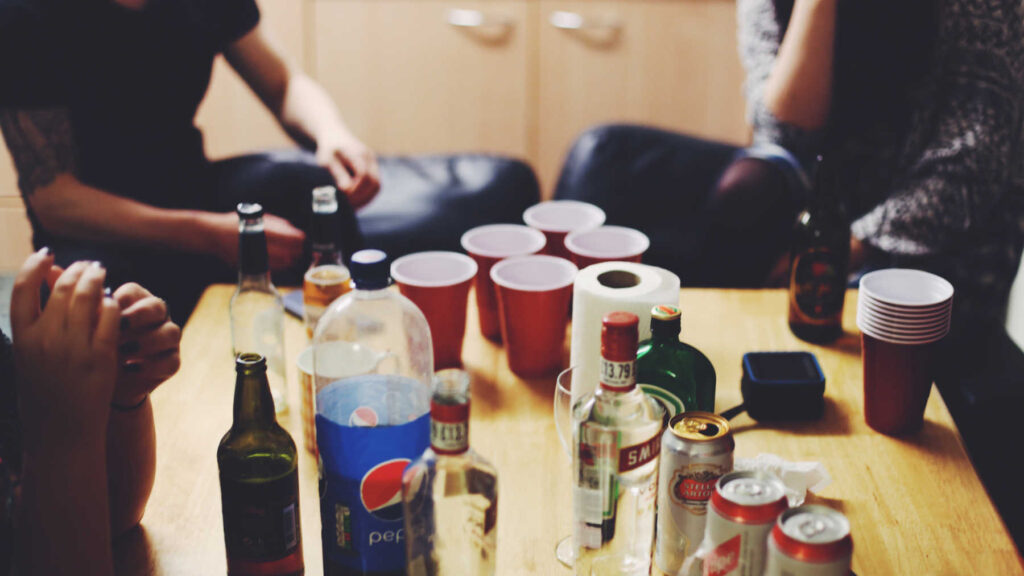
[637,305,716,420]
[402,369,498,576]
[574,312,663,576]
[230,203,288,413]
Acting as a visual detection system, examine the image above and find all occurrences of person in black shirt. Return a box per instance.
[0,0,378,323]
[1,248,182,575]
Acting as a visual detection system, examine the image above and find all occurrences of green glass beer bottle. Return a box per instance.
[787,155,850,344]
[218,353,304,576]
[637,305,717,420]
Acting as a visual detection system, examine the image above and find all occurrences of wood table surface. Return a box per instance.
[114,286,1023,575]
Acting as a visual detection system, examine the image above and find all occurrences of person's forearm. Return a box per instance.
[278,73,353,148]
[107,398,157,538]
[762,0,837,130]
[17,439,113,575]
[28,174,224,256]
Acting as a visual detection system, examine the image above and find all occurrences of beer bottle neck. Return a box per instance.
[310,211,342,265]
[238,227,270,278]
[232,364,277,428]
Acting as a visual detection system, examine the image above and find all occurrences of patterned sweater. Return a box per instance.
[738,0,1024,322]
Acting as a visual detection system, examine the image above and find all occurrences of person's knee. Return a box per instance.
[711,157,794,229]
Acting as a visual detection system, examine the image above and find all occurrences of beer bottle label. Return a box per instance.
[638,384,686,424]
[221,468,301,562]
[789,249,845,324]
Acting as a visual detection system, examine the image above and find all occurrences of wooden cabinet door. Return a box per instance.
[537,0,749,193]
[312,0,533,159]
[195,0,306,159]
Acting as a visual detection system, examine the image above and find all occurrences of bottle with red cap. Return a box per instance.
[401,369,498,575]
[573,312,663,576]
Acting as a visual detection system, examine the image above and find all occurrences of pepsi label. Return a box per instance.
[316,375,430,575]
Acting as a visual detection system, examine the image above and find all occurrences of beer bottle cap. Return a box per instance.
[236,202,264,219]
[350,249,391,290]
[601,311,638,362]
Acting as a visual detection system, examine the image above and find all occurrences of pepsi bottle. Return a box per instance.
[312,250,433,575]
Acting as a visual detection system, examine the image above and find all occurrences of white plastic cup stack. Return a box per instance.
[855,268,954,344]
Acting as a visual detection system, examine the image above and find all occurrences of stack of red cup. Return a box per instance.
[855,269,954,435]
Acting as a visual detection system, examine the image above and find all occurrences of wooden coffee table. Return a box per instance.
[113,286,1023,574]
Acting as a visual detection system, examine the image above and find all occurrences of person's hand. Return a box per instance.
[207,211,306,272]
[264,213,306,271]
[316,133,380,210]
[10,251,121,449]
[111,283,181,407]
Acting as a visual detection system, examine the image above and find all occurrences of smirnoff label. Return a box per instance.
[618,432,661,473]
[600,358,635,391]
[430,401,469,454]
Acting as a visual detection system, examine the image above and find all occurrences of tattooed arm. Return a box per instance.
[0,108,240,265]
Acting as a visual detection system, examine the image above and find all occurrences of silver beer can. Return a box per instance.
[653,411,734,576]
[764,505,853,576]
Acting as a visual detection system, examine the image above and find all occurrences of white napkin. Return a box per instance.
[735,453,832,507]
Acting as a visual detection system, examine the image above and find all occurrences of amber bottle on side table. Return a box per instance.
[788,155,850,344]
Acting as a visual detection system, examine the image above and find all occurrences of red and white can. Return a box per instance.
[764,505,853,575]
[702,470,788,576]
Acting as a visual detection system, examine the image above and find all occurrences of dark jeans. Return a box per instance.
[554,124,805,287]
[46,150,362,326]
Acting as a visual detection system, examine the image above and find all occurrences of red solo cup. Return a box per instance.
[523,200,606,260]
[564,225,650,269]
[391,251,478,369]
[861,332,939,435]
[490,255,578,378]
[461,224,547,342]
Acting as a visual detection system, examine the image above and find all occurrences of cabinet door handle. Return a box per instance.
[447,9,513,29]
[549,11,621,31]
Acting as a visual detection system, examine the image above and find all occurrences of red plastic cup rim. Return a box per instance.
[564,225,650,261]
[856,314,950,335]
[460,224,547,259]
[857,301,951,328]
[859,269,954,308]
[490,255,578,292]
[390,251,478,288]
[857,318,949,345]
[860,292,952,315]
[857,316,950,339]
[858,300,952,323]
[522,200,606,233]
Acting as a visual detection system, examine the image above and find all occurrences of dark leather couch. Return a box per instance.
[358,154,540,258]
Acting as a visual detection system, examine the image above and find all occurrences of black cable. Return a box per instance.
[719,403,746,421]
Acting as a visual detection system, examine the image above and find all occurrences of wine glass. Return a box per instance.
[553,366,584,567]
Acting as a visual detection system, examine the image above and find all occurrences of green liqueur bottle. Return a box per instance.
[637,305,716,420]
[218,353,304,576]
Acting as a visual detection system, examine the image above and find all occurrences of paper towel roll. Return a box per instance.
[570,262,680,401]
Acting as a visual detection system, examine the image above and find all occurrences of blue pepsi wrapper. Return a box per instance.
[316,375,430,574]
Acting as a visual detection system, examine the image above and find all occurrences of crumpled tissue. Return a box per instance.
[734,453,831,507]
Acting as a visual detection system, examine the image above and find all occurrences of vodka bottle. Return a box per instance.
[574,312,663,576]
[402,369,498,575]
